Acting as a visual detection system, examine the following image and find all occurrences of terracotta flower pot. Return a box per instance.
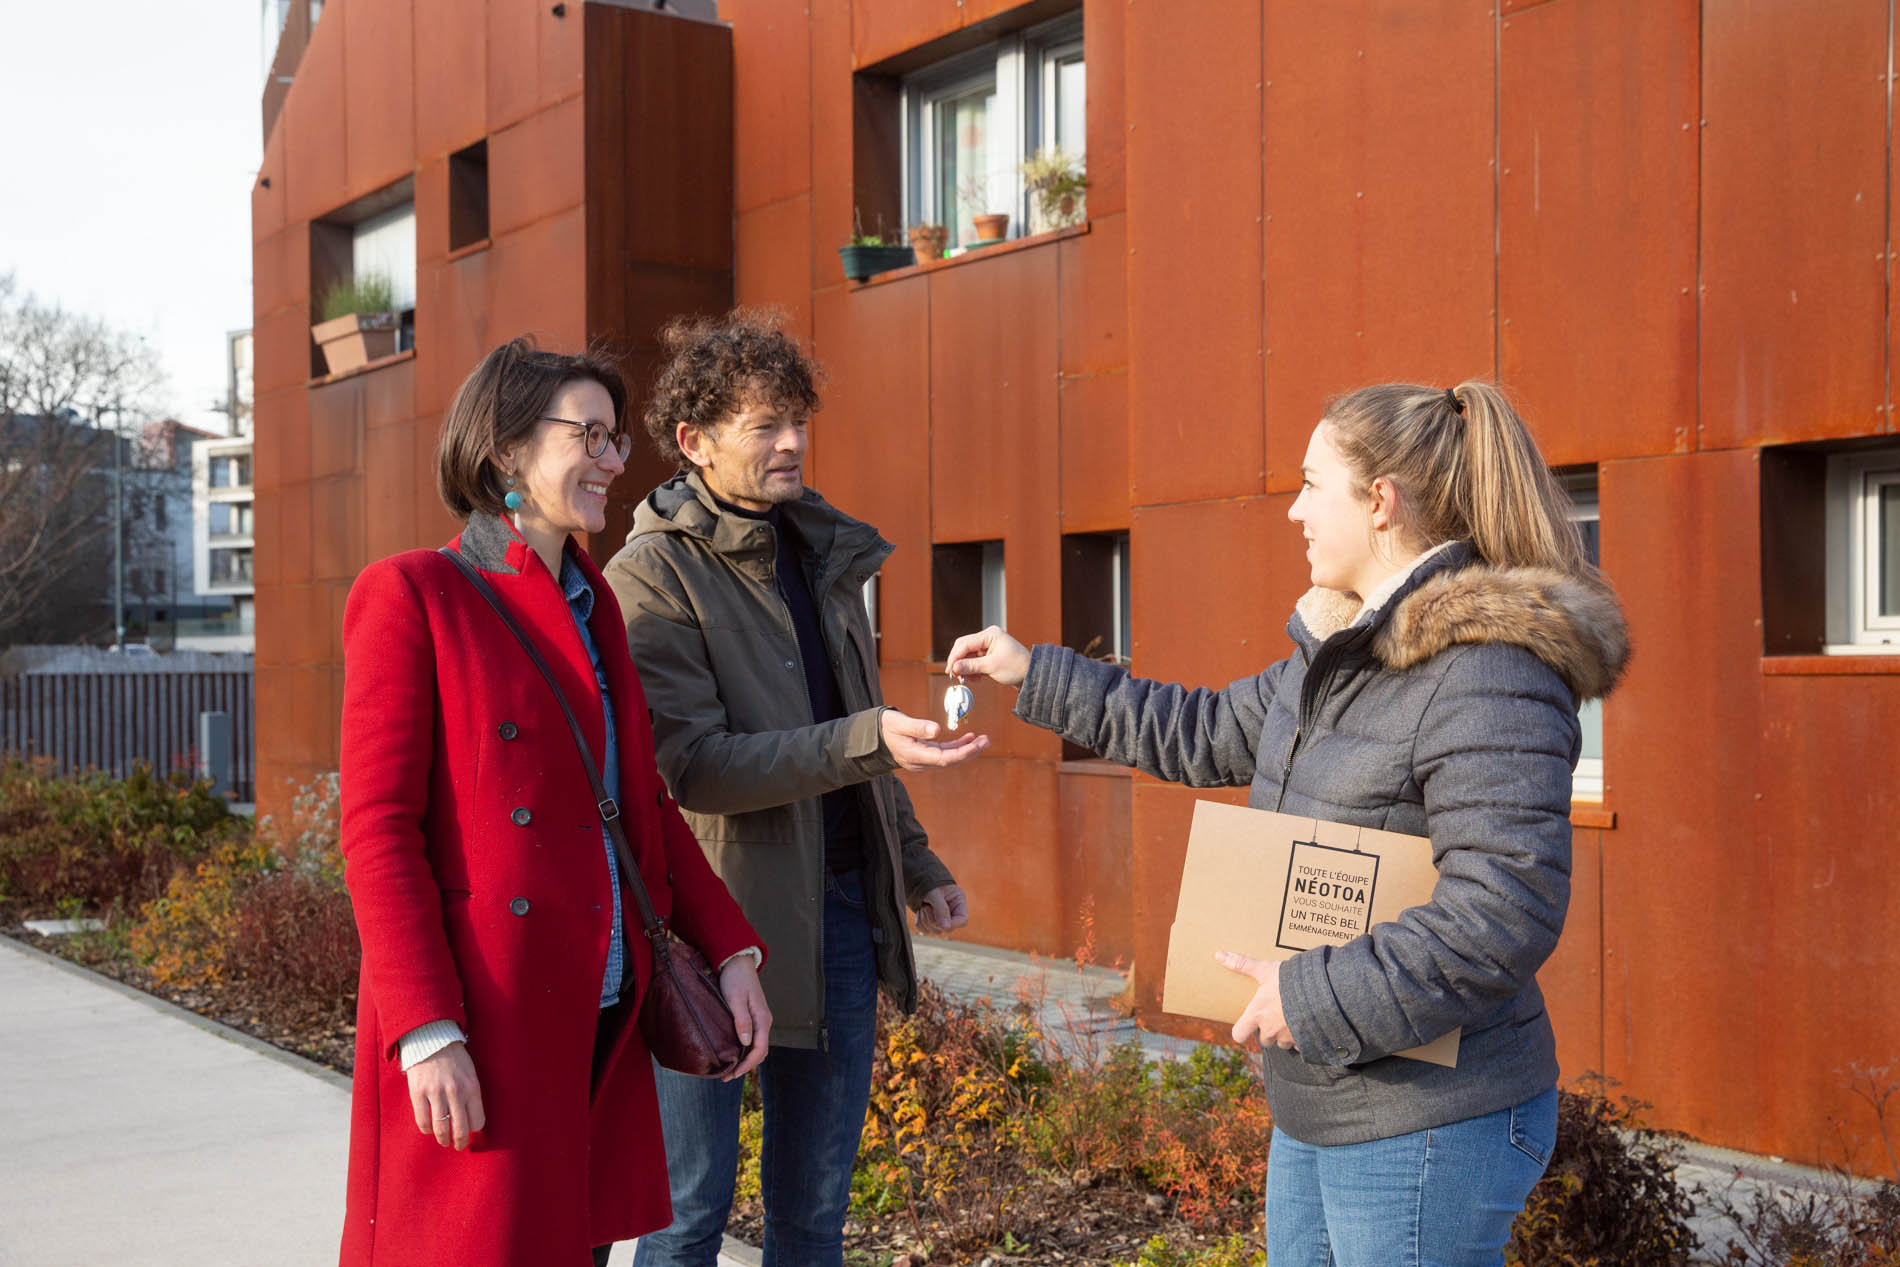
[971,213,1010,243]
[312,311,399,375]
[909,224,949,266]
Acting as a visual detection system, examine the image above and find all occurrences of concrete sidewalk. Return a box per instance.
[0,931,1850,1265]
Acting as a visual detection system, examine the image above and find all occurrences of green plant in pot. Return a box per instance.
[837,213,915,282]
[1020,148,1088,234]
[312,271,400,375]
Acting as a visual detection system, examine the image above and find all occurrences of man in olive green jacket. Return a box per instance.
[604,312,985,1267]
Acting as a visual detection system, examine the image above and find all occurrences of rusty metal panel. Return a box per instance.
[1082,0,1125,217]
[282,5,347,225]
[1755,674,1900,1170]
[491,96,586,239]
[812,279,934,662]
[309,378,365,482]
[738,197,816,341]
[1124,2,1264,506]
[487,0,542,133]
[1130,493,1304,687]
[1262,0,1495,493]
[344,0,415,201]
[540,0,583,107]
[414,0,486,160]
[365,420,420,565]
[1539,825,1603,1090]
[1129,779,1252,1024]
[253,132,287,244]
[251,304,310,400]
[488,206,588,348]
[1701,0,1887,449]
[1058,216,1126,378]
[1597,451,1771,1148]
[851,0,962,69]
[1499,0,1697,466]
[1059,370,1129,534]
[810,0,856,292]
[728,0,814,213]
[927,246,1062,548]
[310,477,366,584]
[903,759,1068,953]
[1059,766,1135,966]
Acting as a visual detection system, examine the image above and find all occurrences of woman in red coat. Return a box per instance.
[338,338,771,1267]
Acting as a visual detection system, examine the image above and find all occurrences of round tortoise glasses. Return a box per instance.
[538,415,634,462]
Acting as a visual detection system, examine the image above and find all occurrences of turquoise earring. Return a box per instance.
[504,473,522,511]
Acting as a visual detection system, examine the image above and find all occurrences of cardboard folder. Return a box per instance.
[1162,800,1460,1068]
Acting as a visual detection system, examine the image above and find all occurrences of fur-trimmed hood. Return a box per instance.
[1296,550,1630,702]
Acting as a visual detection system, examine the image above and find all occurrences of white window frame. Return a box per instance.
[1562,473,1604,801]
[900,11,1084,247]
[1826,448,1900,652]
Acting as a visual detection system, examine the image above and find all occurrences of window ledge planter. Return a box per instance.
[837,243,917,282]
[312,311,400,375]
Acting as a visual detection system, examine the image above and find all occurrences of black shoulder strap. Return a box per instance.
[438,546,668,948]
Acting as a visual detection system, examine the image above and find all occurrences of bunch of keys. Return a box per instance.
[943,678,974,731]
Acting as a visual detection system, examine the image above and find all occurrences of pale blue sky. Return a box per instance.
[0,1,263,433]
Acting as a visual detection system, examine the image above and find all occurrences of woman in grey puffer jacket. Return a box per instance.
[947,382,1628,1267]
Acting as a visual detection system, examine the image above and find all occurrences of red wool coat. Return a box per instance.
[337,514,761,1267]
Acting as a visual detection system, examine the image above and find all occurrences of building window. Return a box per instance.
[448,139,490,252]
[310,177,417,375]
[154,495,167,530]
[931,541,1006,659]
[1562,472,1604,802]
[1061,531,1129,665]
[210,548,254,586]
[901,12,1084,248]
[209,455,253,489]
[1827,447,1900,651]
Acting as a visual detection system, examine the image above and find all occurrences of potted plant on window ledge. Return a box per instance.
[908,222,948,266]
[312,271,399,375]
[838,213,915,282]
[1020,148,1089,235]
[957,176,1010,248]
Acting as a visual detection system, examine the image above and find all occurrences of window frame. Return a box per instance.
[1825,448,1900,652]
[1561,471,1604,802]
[900,11,1084,247]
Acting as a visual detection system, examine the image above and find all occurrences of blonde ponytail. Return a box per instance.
[1324,380,1590,577]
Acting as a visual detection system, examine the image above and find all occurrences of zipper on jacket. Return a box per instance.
[1273,635,1353,813]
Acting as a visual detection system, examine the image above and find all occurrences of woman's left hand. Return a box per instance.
[1215,950,1298,1052]
[718,955,772,1081]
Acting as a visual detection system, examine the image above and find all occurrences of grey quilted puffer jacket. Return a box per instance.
[1013,542,1629,1145]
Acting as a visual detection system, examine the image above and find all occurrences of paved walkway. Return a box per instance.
[0,931,1854,1265]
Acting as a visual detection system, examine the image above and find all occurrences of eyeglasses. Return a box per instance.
[539,416,634,462]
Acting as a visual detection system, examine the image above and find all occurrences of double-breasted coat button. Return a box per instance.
[511,807,532,826]
[498,722,518,740]
[510,897,530,916]
[783,659,795,670]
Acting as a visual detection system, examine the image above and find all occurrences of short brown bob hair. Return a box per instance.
[643,309,823,468]
[435,336,629,520]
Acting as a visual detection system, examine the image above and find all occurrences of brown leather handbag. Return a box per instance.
[442,547,746,1079]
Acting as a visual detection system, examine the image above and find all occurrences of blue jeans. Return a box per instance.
[633,868,879,1267]
[1264,1086,1558,1267]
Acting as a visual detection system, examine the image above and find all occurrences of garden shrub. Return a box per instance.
[0,755,241,911]
[1508,1078,1700,1266]
[1114,1234,1263,1267]
[127,772,357,1018]
[1707,1179,1900,1266]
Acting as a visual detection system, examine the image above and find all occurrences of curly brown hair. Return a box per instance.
[643,309,823,467]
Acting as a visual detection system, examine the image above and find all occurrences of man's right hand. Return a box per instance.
[408,1041,485,1151]
[879,709,989,770]
[945,626,1030,688]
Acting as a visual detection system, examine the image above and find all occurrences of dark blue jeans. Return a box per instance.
[633,868,879,1267]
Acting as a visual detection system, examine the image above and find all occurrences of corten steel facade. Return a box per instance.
[257,0,1900,1169]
